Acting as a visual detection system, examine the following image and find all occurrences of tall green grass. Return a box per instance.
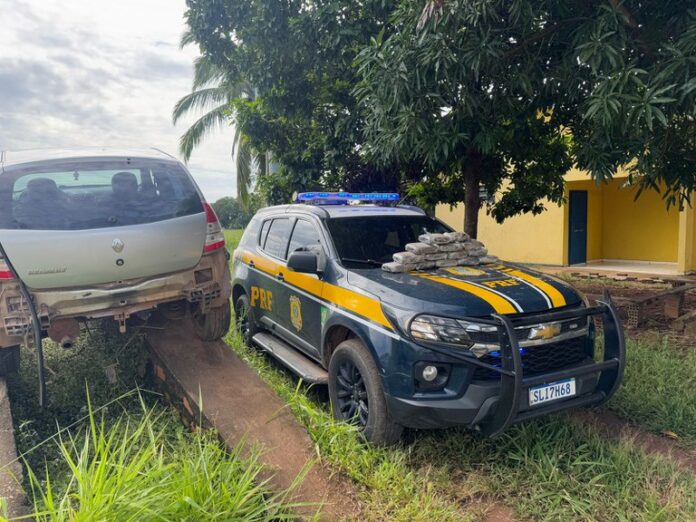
[7,323,307,521]
[22,397,302,522]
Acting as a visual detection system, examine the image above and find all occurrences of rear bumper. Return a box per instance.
[0,249,231,347]
[385,302,626,434]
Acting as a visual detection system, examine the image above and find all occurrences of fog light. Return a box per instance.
[422,365,438,382]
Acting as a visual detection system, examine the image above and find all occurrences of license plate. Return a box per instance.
[529,378,576,407]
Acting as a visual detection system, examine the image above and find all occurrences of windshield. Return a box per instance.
[326,215,451,268]
[0,158,203,230]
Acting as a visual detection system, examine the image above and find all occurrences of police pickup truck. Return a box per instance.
[231,193,625,445]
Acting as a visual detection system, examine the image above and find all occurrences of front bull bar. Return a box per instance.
[472,298,626,437]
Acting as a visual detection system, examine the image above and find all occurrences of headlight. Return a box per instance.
[409,315,491,347]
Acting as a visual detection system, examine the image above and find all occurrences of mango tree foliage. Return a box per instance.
[356,0,696,236]
[184,0,409,203]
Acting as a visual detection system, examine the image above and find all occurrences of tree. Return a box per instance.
[183,0,408,204]
[211,196,256,229]
[356,1,696,236]
[173,51,262,206]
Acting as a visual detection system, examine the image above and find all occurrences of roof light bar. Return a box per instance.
[296,192,400,203]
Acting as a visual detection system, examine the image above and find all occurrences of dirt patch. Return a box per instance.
[482,503,516,522]
[146,317,362,521]
[572,410,696,474]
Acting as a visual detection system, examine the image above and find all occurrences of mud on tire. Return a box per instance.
[192,303,232,341]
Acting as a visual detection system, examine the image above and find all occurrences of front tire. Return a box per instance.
[328,338,403,445]
[192,303,232,341]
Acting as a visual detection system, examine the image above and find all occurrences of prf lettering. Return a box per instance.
[250,286,273,311]
[482,279,519,289]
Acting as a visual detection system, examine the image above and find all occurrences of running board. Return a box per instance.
[252,332,328,384]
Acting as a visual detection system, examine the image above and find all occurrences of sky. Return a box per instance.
[0,0,236,202]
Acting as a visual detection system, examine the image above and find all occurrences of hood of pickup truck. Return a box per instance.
[346,262,583,317]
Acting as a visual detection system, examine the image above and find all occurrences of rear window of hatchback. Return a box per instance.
[0,158,203,230]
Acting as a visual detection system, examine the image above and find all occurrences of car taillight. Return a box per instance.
[202,202,226,253]
[0,255,14,280]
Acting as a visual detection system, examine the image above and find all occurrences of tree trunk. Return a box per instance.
[463,157,481,239]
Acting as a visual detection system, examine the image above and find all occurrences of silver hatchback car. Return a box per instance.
[0,148,231,375]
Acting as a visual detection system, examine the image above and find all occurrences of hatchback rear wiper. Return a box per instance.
[340,257,384,267]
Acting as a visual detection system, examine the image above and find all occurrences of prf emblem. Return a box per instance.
[289,295,303,331]
[250,286,273,311]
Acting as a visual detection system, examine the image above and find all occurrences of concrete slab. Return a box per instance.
[0,378,28,519]
[146,318,361,521]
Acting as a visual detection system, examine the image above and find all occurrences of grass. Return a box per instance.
[24,397,300,522]
[6,322,302,521]
[608,334,696,447]
[223,228,696,520]
[224,229,244,253]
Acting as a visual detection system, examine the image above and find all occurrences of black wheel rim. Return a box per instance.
[235,303,251,343]
[335,360,368,427]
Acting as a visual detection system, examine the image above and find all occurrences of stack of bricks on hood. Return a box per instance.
[382,231,499,273]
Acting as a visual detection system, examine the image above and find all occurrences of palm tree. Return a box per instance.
[173,51,260,206]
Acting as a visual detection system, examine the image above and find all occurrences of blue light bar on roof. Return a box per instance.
[296,192,400,203]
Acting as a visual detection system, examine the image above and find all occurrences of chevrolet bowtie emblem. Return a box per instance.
[112,238,125,253]
[528,322,561,341]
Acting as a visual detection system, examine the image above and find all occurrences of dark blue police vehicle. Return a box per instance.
[231,193,625,444]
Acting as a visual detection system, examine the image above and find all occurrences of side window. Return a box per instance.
[258,220,271,248]
[287,219,322,255]
[262,218,293,259]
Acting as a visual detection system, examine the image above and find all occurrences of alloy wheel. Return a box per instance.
[335,360,369,427]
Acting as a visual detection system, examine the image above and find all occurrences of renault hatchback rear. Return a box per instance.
[0,148,231,373]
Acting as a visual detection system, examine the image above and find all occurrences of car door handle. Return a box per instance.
[276,272,285,281]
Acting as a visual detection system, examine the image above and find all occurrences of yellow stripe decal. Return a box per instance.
[240,251,393,329]
[502,268,566,308]
[417,274,518,315]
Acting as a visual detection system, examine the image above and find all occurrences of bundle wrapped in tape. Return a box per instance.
[382,262,414,273]
[418,233,453,245]
[438,242,465,252]
[405,242,438,254]
[382,232,498,272]
[393,251,421,264]
[445,231,470,242]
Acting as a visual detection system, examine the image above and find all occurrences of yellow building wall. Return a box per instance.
[436,173,682,267]
[599,180,679,262]
[436,201,566,265]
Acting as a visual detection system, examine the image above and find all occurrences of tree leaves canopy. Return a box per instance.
[184,0,696,234]
[356,0,696,216]
[184,0,406,204]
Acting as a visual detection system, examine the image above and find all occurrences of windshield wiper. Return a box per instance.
[340,257,384,267]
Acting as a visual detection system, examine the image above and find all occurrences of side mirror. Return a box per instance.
[287,250,319,274]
